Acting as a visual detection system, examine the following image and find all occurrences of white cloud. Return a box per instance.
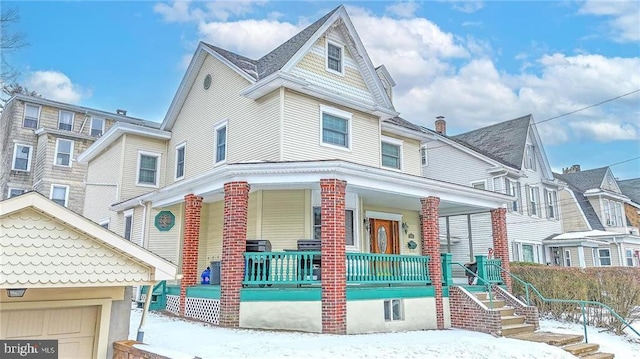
[205,0,267,22]
[385,1,420,19]
[578,0,640,42]
[462,21,482,27]
[154,0,267,23]
[153,1,202,23]
[450,1,484,14]
[569,120,639,142]
[25,70,89,104]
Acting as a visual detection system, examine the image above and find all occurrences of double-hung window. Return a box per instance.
[420,146,427,166]
[527,185,540,217]
[215,123,227,163]
[55,139,74,167]
[615,202,623,227]
[505,179,522,213]
[320,106,351,150]
[90,117,105,137]
[313,207,355,246]
[50,184,69,207]
[603,199,612,226]
[58,110,74,131]
[564,250,571,267]
[381,136,402,170]
[124,210,134,241]
[23,104,40,129]
[545,189,558,219]
[137,152,160,187]
[626,250,634,267]
[327,42,343,74]
[525,144,536,170]
[175,143,186,180]
[598,249,611,266]
[12,144,32,171]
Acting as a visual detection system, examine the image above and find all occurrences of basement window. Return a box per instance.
[384,299,404,321]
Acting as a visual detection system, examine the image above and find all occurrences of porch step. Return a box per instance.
[502,323,536,336]
[501,315,525,326]
[495,307,515,317]
[563,343,599,356]
[481,299,506,309]
[581,353,615,359]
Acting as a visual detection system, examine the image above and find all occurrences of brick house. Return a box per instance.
[0,94,157,214]
[77,6,538,335]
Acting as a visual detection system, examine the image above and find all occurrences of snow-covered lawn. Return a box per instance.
[129,308,639,359]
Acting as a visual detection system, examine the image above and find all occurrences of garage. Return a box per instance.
[1,306,98,358]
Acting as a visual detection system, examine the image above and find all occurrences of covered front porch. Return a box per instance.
[128,161,513,334]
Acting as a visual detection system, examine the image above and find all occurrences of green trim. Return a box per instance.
[166,285,180,296]
[347,285,436,300]
[154,210,175,231]
[186,285,221,299]
[241,287,321,301]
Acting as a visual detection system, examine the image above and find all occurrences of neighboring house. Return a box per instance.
[77,6,520,336]
[618,178,640,235]
[550,166,640,267]
[0,192,176,359]
[0,94,157,214]
[419,115,563,266]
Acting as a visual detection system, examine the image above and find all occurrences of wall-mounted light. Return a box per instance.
[6,288,26,298]
[363,217,370,232]
[402,222,409,234]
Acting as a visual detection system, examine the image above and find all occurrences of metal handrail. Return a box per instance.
[488,263,640,342]
[451,261,494,306]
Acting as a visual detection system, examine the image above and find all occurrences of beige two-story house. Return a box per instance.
[78,6,527,336]
[0,94,157,214]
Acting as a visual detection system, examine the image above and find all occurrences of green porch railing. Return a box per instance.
[487,262,640,343]
[139,280,167,311]
[242,252,431,286]
[475,255,503,284]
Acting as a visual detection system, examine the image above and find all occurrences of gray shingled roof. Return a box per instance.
[556,167,608,192]
[384,116,426,133]
[451,115,533,170]
[554,171,605,231]
[202,6,340,81]
[619,178,640,204]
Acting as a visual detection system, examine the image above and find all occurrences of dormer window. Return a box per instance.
[525,144,536,170]
[327,41,343,75]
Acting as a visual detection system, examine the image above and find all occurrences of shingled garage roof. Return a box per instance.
[202,6,339,81]
[554,171,606,231]
[451,115,533,170]
[618,178,640,204]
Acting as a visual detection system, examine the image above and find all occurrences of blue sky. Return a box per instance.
[4,1,640,179]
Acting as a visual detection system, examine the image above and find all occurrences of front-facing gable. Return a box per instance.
[0,192,177,288]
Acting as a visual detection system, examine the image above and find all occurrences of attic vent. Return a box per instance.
[204,74,212,90]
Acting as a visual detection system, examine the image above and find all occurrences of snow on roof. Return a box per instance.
[551,230,618,240]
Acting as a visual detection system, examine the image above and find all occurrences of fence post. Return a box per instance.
[475,255,487,283]
[441,253,453,286]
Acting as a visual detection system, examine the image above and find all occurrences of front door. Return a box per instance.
[370,219,400,254]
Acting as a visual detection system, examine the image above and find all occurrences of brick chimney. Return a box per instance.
[562,164,581,174]
[435,116,446,135]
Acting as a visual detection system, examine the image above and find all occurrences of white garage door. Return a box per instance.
[1,306,98,359]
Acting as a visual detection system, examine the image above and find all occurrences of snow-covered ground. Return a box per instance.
[129,308,639,359]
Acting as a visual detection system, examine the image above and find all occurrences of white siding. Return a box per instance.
[146,203,182,265]
[424,142,494,188]
[84,137,123,225]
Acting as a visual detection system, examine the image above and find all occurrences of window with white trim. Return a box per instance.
[54,138,74,167]
[564,250,571,267]
[545,189,558,219]
[313,207,355,246]
[420,145,428,166]
[23,104,40,129]
[384,299,403,321]
[175,143,186,180]
[505,179,522,213]
[598,249,611,266]
[525,144,536,170]
[626,249,634,267]
[12,144,32,171]
[326,42,343,74]
[527,186,540,217]
[471,180,486,190]
[8,188,26,198]
[215,123,227,163]
[603,199,612,226]
[320,106,351,150]
[50,184,69,207]
[381,137,402,170]
[522,244,535,263]
[124,210,133,241]
[615,202,623,227]
[90,117,105,137]
[137,152,160,187]
[58,110,74,131]
[592,248,598,267]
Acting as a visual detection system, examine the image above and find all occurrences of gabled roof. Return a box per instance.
[0,192,177,288]
[618,178,640,204]
[452,115,532,170]
[556,167,609,192]
[554,172,605,231]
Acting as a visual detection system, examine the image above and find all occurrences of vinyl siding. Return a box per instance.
[147,204,182,265]
[584,247,596,267]
[282,90,380,166]
[120,134,167,201]
[83,185,117,226]
[567,247,580,267]
[559,189,591,231]
[261,190,306,251]
[84,137,123,223]
[204,201,224,266]
[166,54,279,183]
[290,32,374,105]
[424,142,494,188]
[381,132,421,176]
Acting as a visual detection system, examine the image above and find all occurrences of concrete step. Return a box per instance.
[474,292,488,300]
[481,299,506,309]
[581,352,614,359]
[495,307,515,317]
[509,331,584,346]
[502,323,536,336]
[501,315,525,326]
[563,343,599,356]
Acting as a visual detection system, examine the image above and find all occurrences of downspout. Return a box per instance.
[139,199,148,248]
[136,283,154,342]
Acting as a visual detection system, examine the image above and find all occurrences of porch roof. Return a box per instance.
[112,160,513,216]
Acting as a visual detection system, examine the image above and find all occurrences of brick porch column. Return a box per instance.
[421,196,444,329]
[180,194,203,316]
[320,179,347,334]
[491,207,512,291]
[219,181,250,327]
